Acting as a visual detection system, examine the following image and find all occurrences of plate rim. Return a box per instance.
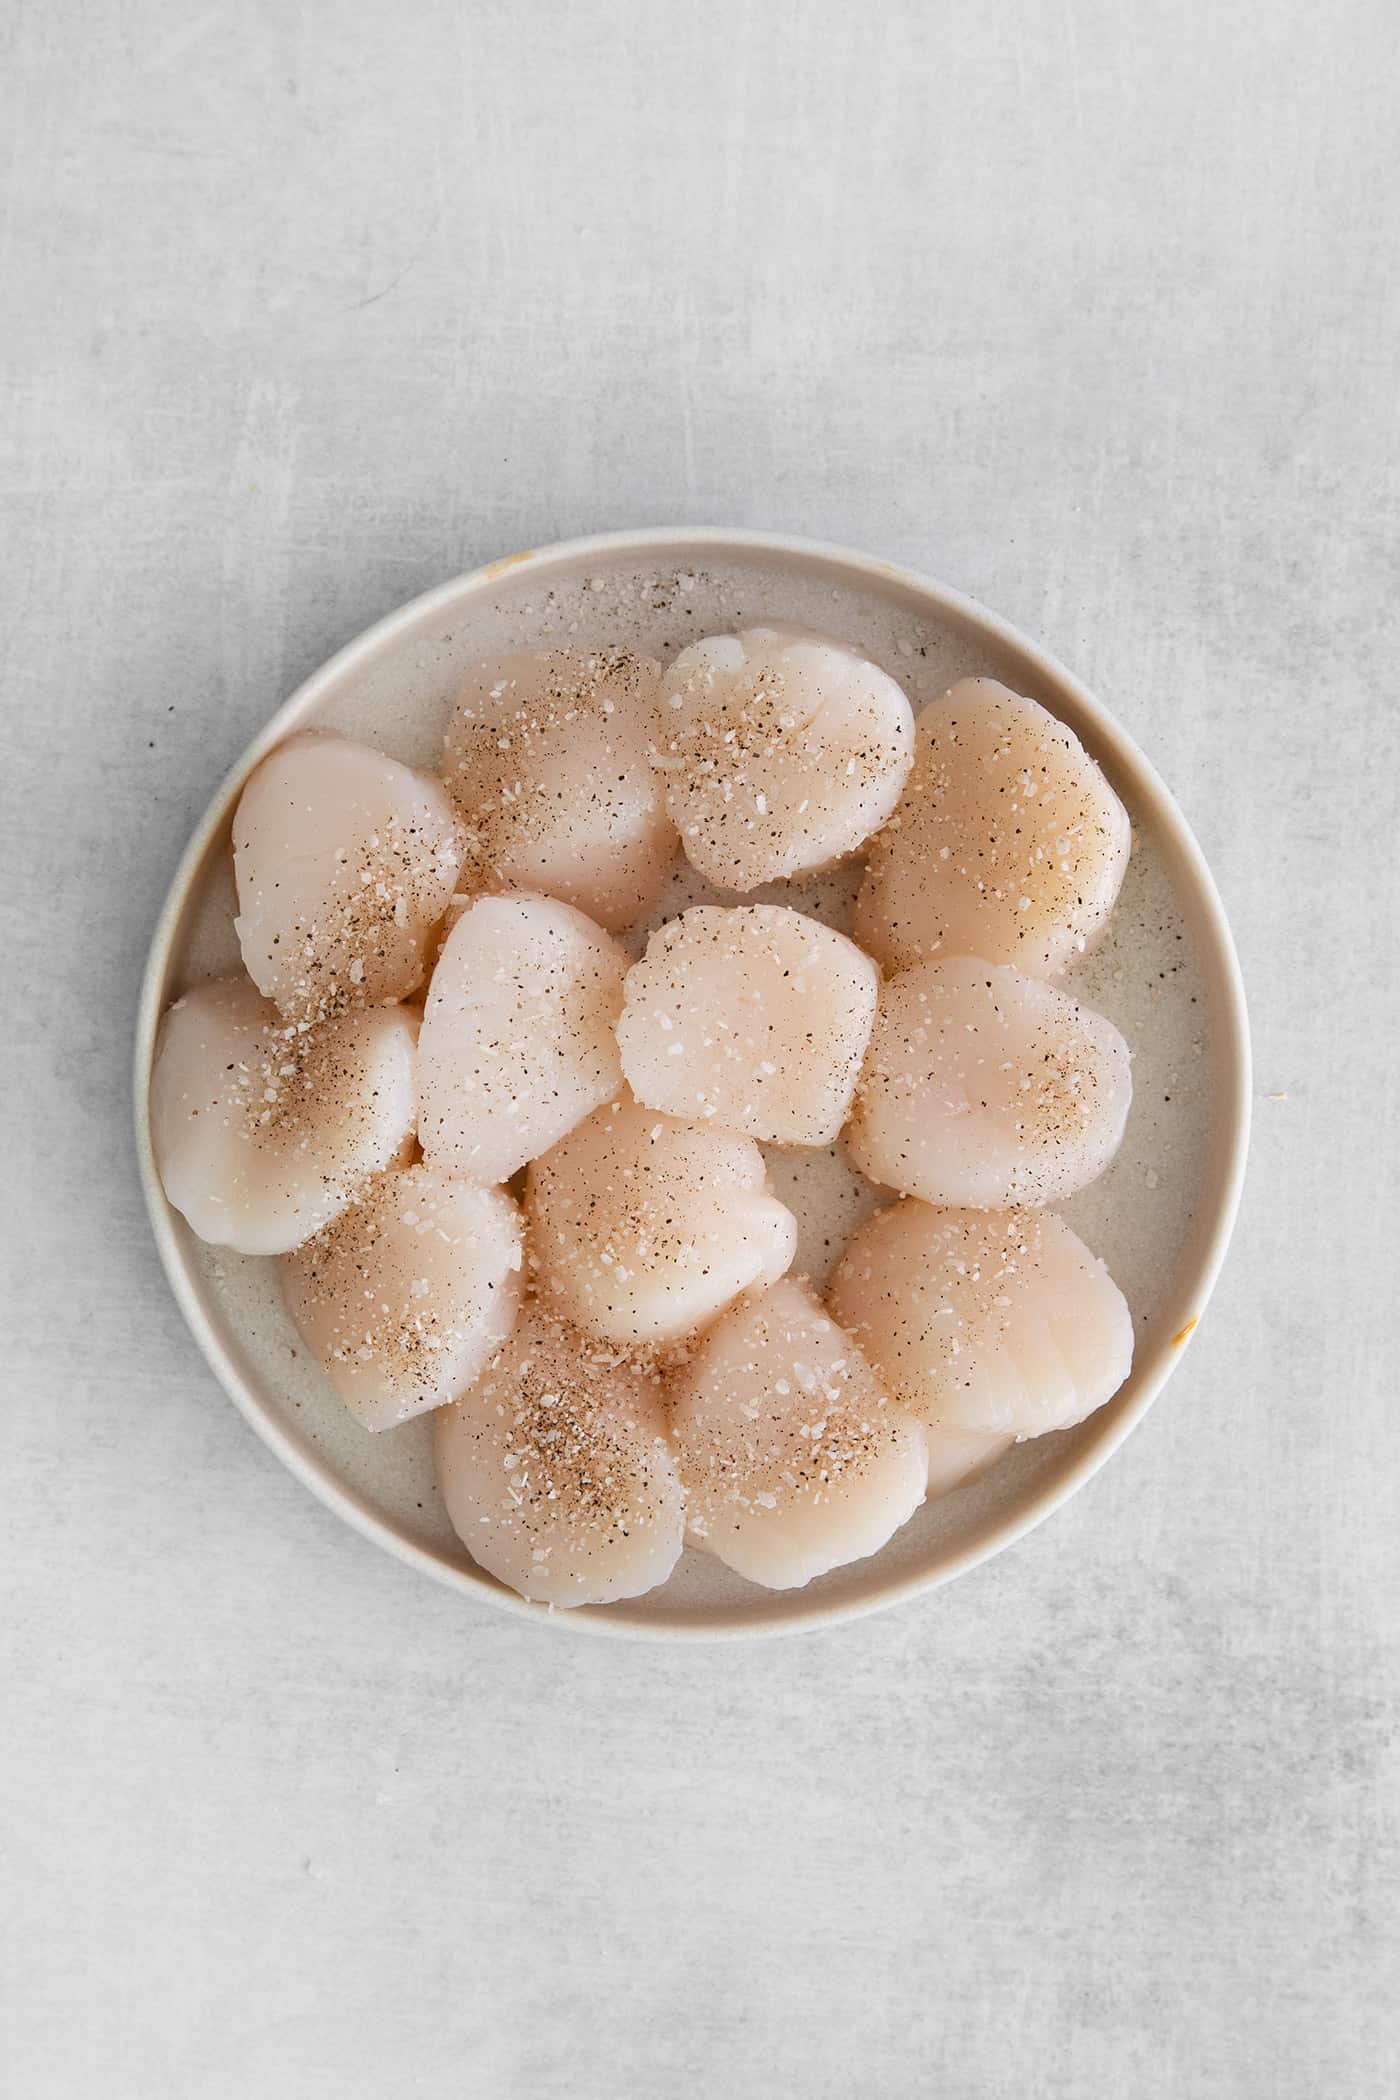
[133,526,1252,1641]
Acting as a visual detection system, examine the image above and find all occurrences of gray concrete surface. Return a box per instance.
[3,1,1397,2094]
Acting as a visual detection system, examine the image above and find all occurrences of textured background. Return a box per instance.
[3,2,1397,2095]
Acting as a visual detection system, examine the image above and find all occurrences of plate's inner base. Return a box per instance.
[170,553,1214,1626]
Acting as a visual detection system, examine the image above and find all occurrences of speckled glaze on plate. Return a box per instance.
[134,530,1250,1639]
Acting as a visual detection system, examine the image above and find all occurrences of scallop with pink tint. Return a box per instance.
[657,626,914,891]
[828,1202,1133,1440]
[150,975,417,1256]
[527,1095,798,1349]
[417,892,627,1186]
[846,956,1132,1209]
[442,649,674,931]
[668,1278,927,1590]
[233,729,467,1019]
[283,1165,523,1430]
[618,903,878,1147]
[854,678,1130,977]
[435,1306,685,1607]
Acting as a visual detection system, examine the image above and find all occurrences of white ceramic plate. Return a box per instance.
[135,529,1250,1639]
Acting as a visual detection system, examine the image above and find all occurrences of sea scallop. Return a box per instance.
[233,730,467,1019]
[283,1165,523,1430]
[417,892,627,1185]
[828,1202,1133,1440]
[618,903,878,1146]
[435,1305,685,1606]
[668,1278,927,1589]
[845,956,1132,1208]
[442,648,674,930]
[526,1095,798,1348]
[657,626,915,891]
[150,974,417,1255]
[854,678,1130,977]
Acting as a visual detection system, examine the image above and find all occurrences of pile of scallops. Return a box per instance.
[152,626,1136,1607]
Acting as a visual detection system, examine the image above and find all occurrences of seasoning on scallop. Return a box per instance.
[417,891,627,1186]
[618,903,878,1147]
[827,1202,1133,1441]
[434,1305,685,1607]
[150,975,417,1255]
[526,1094,798,1349]
[233,729,467,1020]
[668,1278,928,1590]
[282,1165,523,1430]
[441,648,675,931]
[854,678,1130,977]
[656,625,915,891]
[845,956,1132,1208]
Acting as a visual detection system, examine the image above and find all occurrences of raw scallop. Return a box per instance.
[668,1278,928,1589]
[283,1165,523,1429]
[233,730,467,1019]
[150,974,416,1256]
[846,956,1132,1208]
[618,903,878,1146]
[435,1305,685,1606]
[828,1202,1133,1439]
[417,892,626,1186]
[854,678,1130,977]
[527,1095,798,1348]
[657,626,914,891]
[442,649,674,930]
